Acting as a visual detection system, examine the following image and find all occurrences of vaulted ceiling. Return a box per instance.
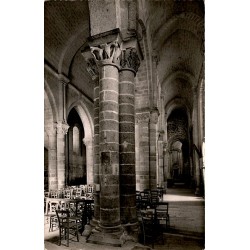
[44,1,93,99]
[44,0,204,107]
[145,0,204,110]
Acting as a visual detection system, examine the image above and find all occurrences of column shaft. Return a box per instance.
[56,122,69,190]
[99,64,120,229]
[48,129,57,190]
[136,114,150,191]
[193,93,200,194]
[93,79,100,221]
[119,70,136,224]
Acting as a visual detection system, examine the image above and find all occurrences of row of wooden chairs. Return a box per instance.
[48,199,94,236]
[45,184,94,200]
[55,200,94,247]
[136,189,164,210]
[136,188,169,248]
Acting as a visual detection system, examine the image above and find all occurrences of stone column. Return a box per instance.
[83,137,94,184]
[135,112,150,191]
[157,132,164,187]
[93,78,101,222]
[192,91,200,195]
[83,55,101,223]
[56,121,69,190]
[119,47,140,225]
[48,125,57,190]
[90,41,122,233]
[149,108,159,189]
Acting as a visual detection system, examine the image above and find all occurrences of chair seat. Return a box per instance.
[56,209,80,247]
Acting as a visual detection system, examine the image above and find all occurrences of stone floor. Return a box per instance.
[44,186,205,250]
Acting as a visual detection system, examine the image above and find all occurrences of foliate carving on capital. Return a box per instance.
[45,124,57,136]
[150,108,160,124]
[90,40,121,66]
[120,47,140,73]
[56,121,69,135]
[135,112,150,124]
[82,137,93,147]
[86,58,99,80]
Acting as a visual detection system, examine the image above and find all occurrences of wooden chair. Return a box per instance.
[63,189,72,199]
[141,210,157,249]
[140,191,150,209]
[48,201,60,232]
[136,209,145,245]
[150,190,160,208]
[75,188,82,199]
[155,205,170,231]
[56,209,80,247]
[50,190,58,198]
[136,191,142,210]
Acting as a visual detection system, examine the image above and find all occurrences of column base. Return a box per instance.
[121,222,139,243]
[87,229,124,247]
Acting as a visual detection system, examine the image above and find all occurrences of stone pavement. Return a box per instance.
[44,187,205,250]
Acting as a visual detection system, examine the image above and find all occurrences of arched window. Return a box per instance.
[73,125,80,155]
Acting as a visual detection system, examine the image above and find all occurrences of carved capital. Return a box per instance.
[45,124,57,136]
[86,58,99,80]
[56,121,69,135]
[150,108,160,124]
[90,40,121,67]
[120,47,140,74]
[82,137,93,147]
[158,130,164,141]
[135,112,150,124]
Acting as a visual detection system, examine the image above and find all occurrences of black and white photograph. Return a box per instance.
[3,0,250,250]
[43,0,204,249]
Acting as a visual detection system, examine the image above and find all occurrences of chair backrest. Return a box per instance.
[155,206,169,219]
[48,201,60,215]
[87,185,94,193]
[44,191,49,198]
[50,190,58,198]
[75,188,82,198]
[63,189,72,199]
[56,209,70,227]
[150,190,160,204]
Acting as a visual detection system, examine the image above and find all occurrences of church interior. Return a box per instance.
[44,0,205,249]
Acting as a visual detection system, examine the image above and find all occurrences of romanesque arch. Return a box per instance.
[67,101,94,184]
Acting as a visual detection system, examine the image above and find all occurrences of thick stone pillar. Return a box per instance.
[192,91,201,195]
[93,78,101,222]
[90,41,122,233]
[56,121,69,190]
[157,132,164,188]
[149,108,159,189]
[48,125,57,190]
[135,112,150,191]
[83,137,94,184]
[82,55,100,223]
[119,47,140,225]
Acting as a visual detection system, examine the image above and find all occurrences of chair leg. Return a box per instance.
[67,228,69,247]
[58,228,61,246]
[76,224,79,242]
[49,217,52,232]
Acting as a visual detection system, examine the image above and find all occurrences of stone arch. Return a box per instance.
[153,12,204,50]
[44,80,58,125]
[58,23,89,76]
[44,81,58,190]
[165,97,192,127]
[67,100,94,141]
[161,70,195,92]
[67,100,94,184]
